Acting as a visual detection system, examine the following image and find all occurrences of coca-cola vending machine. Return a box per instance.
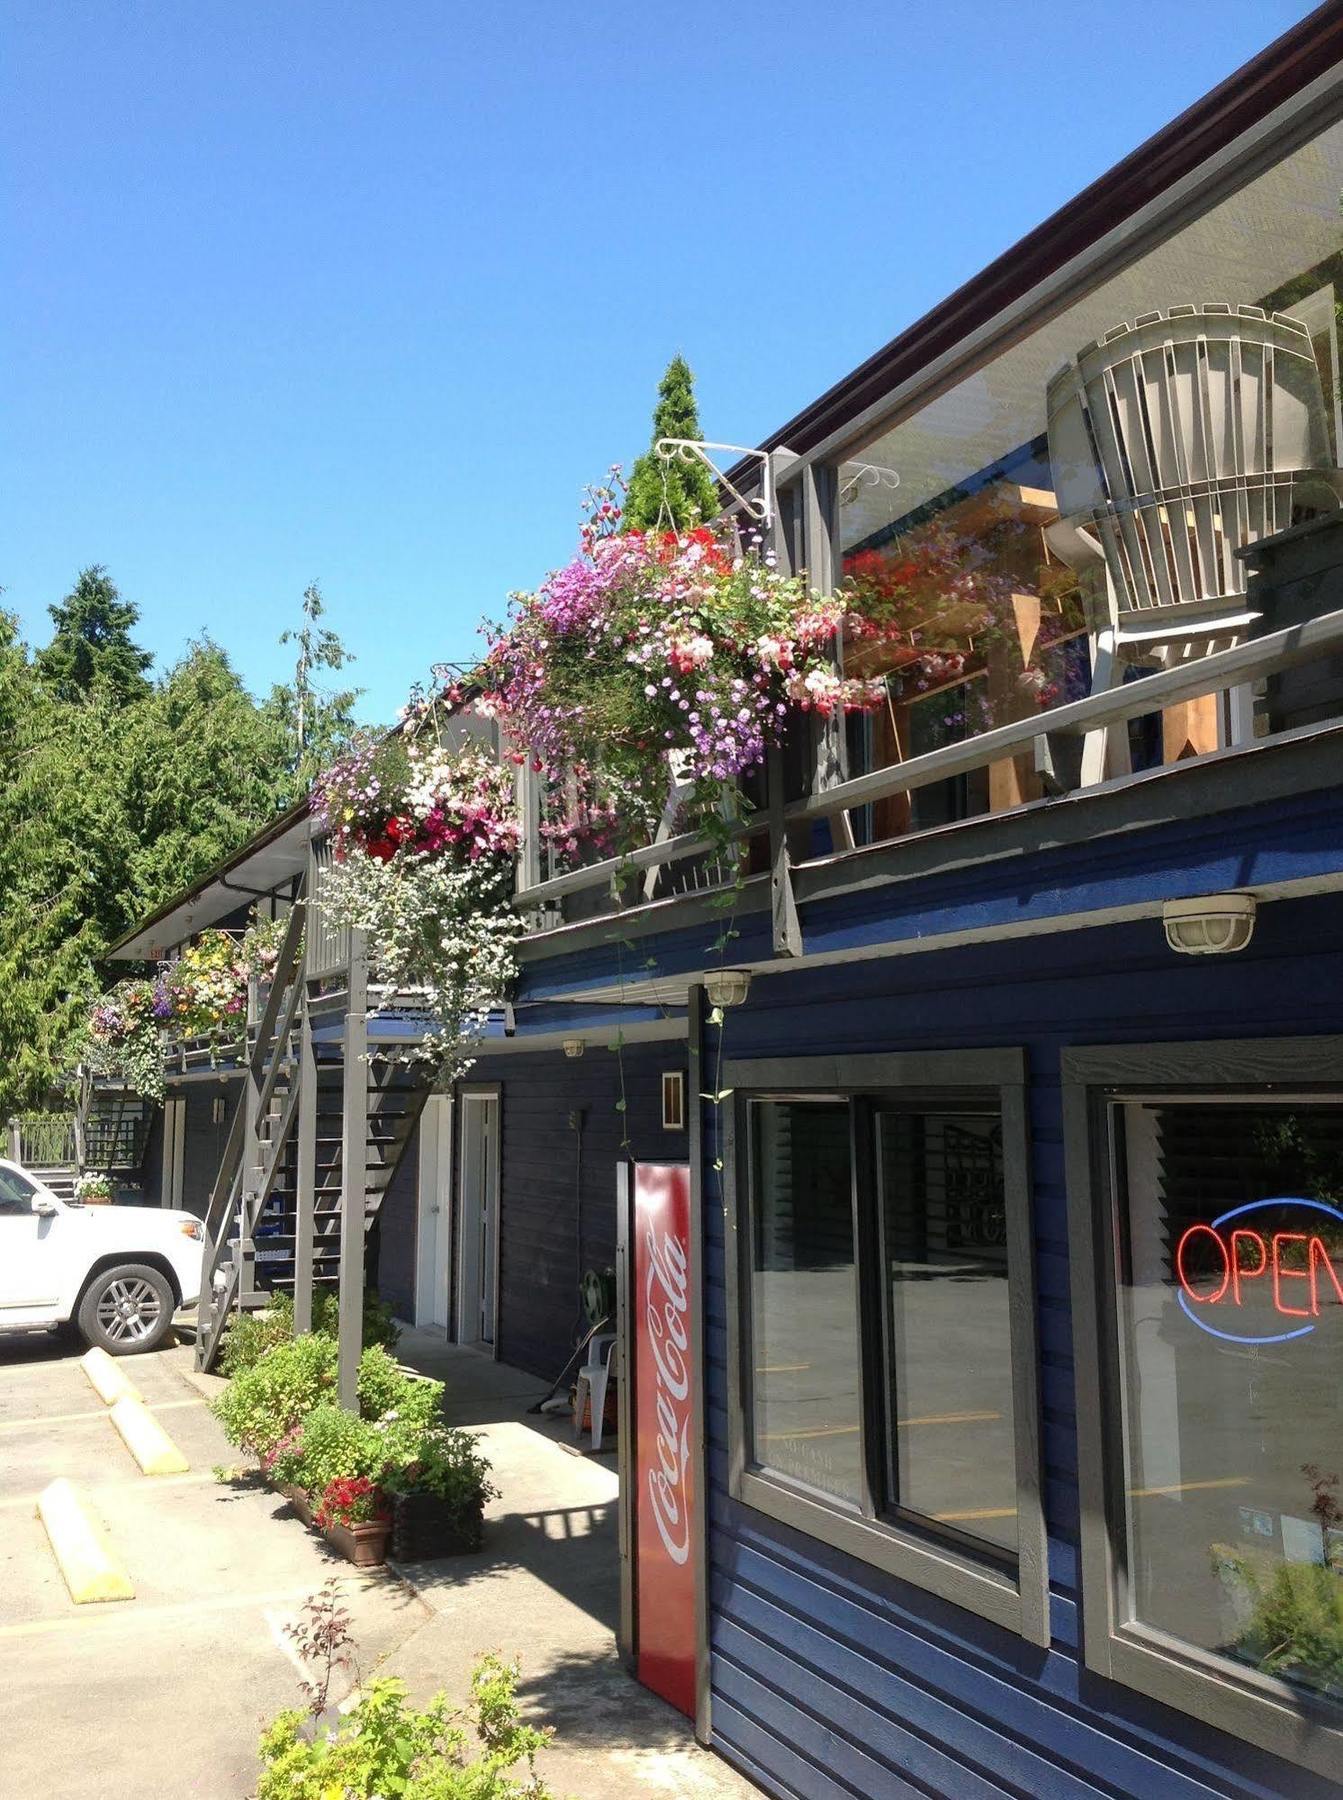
[617,1161,699,1719]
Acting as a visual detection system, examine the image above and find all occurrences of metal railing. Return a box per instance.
[7,1113,78,1167]
[509,606,1343,924]
[306,835,351,979]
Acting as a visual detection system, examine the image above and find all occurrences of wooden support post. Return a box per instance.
[239,974,262,1309]
[801,461,856,855]
[515,759,541,896]
[766,746,803,958]
[292,995,317,1336]
[337,932,369,1412]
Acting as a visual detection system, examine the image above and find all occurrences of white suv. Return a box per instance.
[0,1159,205,1355]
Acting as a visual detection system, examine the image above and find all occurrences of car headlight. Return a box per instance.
[180,1220,204,1241]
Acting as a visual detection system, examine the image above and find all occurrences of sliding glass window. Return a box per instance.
[729,1053,1044,1640]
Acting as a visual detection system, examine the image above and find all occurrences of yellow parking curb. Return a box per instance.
[110,1397,190,1476]
[36,1479,134,1604]
[79,1347,143,1406]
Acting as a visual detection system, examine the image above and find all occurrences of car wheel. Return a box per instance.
[77,1264,176,1356]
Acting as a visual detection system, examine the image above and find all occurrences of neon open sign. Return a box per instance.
[1176,1198,1343,1344]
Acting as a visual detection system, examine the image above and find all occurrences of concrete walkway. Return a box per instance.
[388,1327,758,1799]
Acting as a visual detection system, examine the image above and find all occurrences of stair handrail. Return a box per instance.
[197,894,307,1307]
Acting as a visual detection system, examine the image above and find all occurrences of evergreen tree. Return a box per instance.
[622,354,719,532]
[0,578,317,1114]
[35,565,153,705]
[272,581,361,785]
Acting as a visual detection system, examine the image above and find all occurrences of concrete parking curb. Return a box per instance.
[110,1397,190,1475]
[36,1479,134,1605]
[79,1348,143,1406]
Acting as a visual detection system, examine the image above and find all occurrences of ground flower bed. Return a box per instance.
[212,1308,495,1568]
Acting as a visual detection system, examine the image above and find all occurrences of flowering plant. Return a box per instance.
[838,517,1087,716]
[313,729,521,1077]
[73,1172,113,1204]
[159,910,294,1042]
[471,497,885,859]
[313,1474,390,1531]
[161,930,249,1039]
[83,979,165,1100]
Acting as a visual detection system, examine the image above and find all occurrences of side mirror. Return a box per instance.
[32,1195,58,1217]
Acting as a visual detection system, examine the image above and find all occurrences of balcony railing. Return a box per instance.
[510,604,1343,947]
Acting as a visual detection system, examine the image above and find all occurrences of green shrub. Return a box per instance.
[281,1404,391,1497]
[211,1334,338,1457]
[257,1660,555,1800]
[312,1288,402,1354]
[357,1344,443,1429]
[1216,1547,1343,1698]
[218,1295,297,1377]
[218,1288,400,1379]
[381,1421,497,1514]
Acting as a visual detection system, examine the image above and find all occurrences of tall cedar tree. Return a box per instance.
[622,355,719,532]
[35,565,154,705]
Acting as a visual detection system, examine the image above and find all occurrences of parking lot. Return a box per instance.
[0,1327,755,1800]
[0,1330,430,1800]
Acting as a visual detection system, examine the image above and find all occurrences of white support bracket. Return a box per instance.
[656,439,775,526]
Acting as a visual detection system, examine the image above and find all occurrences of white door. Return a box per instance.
[456,1091,499,1349]
[0,1167,60,1317]
[415,1095,453,1330]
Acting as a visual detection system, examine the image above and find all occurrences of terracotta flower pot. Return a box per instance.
[323,1517,391,1568]
[276,1482,390,1566]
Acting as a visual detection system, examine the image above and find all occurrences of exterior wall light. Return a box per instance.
[1162,893,1257,956]
[562,1038,585,1059]
[704,968,752,1008]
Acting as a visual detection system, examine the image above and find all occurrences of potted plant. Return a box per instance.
[73,1172,113,1205]
[383,1422,498,1560]
[312,1475,392,1567]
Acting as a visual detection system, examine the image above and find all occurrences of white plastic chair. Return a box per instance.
[573,1331,617,1451]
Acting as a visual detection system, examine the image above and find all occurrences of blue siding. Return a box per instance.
[697,892,1343,1800]
[469,1042,688,1380]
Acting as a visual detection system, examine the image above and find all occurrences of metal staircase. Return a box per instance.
[193,884,431,1381]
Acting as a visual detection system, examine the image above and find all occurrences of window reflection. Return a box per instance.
[1115,1099,1343,1711]
[835,120,1343,830]
[749,1100,862,1504]
[878,1109,1017,1553]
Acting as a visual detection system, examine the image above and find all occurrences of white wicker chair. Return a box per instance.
[1045,303,1340,775]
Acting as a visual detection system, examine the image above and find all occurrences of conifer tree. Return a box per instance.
[35,565,153,705]
[622,355,719,532]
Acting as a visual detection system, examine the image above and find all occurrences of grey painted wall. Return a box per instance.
[469,1041,689,1381]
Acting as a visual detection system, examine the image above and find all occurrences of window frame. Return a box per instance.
[1063,1035,1343,1781]
[723,1047,1048,1645]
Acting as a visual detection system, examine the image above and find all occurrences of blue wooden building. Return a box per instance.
[104,9,1343,1794]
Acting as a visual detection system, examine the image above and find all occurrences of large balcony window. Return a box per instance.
[833,117,1343,831]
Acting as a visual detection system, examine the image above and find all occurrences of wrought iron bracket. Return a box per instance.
[656,439,775,526]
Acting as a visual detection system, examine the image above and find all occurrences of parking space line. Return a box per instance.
[0,1398,207,1435]
[1129,1475,1249,1498]
[0,1471,220,1512]
[0,1581,388,1640]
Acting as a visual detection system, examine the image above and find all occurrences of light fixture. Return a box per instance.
[1162,893,1257,956]
[562,1038,585,1059]
[704,968,752,1008]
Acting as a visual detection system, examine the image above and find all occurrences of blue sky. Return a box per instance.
[2,0,1318,723]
